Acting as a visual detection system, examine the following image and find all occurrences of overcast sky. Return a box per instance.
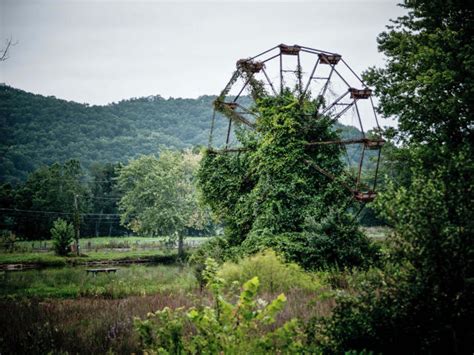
[1,0,406,107]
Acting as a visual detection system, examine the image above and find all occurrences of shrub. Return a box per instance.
[188,236,238,290]
[312,170,474,354]
[51,218,74,256]
[135,258,306,354]
[241,210,380,271]
[0,230,16,253]
[218,249,324,293]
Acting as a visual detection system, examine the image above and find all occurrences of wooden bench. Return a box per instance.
[86,268,118,276]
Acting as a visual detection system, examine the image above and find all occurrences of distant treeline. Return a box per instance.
[0,159,214,240]
[0,85,364,184]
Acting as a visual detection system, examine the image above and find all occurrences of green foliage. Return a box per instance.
[319,1,474,353]
[0,230,16,252]
[0,86,366,185]
[241,211,380,270]
[12,159,89,240]
[135,258,305,354]
[363,1,472,149]
[85,162,127,237]
[188,236,236,290]
[51,218,74,256]
[117,151,209,239]
[198,91,377,269]
[218,250,324,293]
[0,87,227,183]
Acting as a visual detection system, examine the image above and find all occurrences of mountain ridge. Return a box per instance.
[0,85,362,183]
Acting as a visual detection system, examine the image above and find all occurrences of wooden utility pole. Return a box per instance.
[74,194,80,256]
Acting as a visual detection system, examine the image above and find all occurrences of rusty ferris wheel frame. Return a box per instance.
[208,43,385,203]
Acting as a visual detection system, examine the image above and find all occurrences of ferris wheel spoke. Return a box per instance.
[261,67,278,96]
[209,43,384,205]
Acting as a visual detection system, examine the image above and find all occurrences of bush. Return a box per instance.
[188,236,238,290]
[51,218,74,256]
[0,230,16,253]
[241,211,380,271]
[312,170,474,354]
[135,258,306,354]
[218,250,324,293]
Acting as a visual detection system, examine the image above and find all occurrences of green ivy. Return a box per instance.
[198,91,378,269]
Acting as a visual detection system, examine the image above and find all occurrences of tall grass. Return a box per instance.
[0,284,335,354]
[0,292,196,354]
[0,264,196,299]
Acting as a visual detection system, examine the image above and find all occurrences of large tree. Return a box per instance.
[117,151,207,256]
[364,0,473,149]
[319,1,474,353]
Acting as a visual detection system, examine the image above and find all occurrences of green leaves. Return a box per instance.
[198,91,375,269]
[51,218,74,256]
[117,150,209,237]
[363,0,473,148]
[320,2,474,352]
[134,258,303,354]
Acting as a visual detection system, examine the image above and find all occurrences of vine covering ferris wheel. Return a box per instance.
[208,43,385,204]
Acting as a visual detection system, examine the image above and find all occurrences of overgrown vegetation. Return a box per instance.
[135,258,306,354]
[310,1,474,353]
[198,91,378,270]
[217,250,324,293]
[0,0,472,353]
[0,253,335,354]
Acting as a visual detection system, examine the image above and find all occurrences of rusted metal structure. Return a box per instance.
[208,43,384,204]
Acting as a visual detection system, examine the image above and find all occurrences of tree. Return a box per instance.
[366,0,474,325]
[198,91,378,269]
[14,160,90,240]
[319,1,474,352]
[117,151,207,257]
[86,162,125,237]
[364,0,473,149]
[51,218,74,256]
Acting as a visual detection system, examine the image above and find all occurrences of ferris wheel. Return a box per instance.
[208,43,385,203]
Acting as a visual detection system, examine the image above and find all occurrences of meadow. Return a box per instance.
[14,236,209,253]
[0,249,337,354]
[0,236,210,268]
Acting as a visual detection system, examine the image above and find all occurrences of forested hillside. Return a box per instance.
[0,85,362,183]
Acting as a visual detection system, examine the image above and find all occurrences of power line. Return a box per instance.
[0,175,118,184]
[0,207,125,217]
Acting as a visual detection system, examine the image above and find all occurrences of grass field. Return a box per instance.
[0,228,388,353]
[16,235,210,252]
[0,260,335,354]
[0,264,196,299]
[0,248,183,267]
[1,235,212,267]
